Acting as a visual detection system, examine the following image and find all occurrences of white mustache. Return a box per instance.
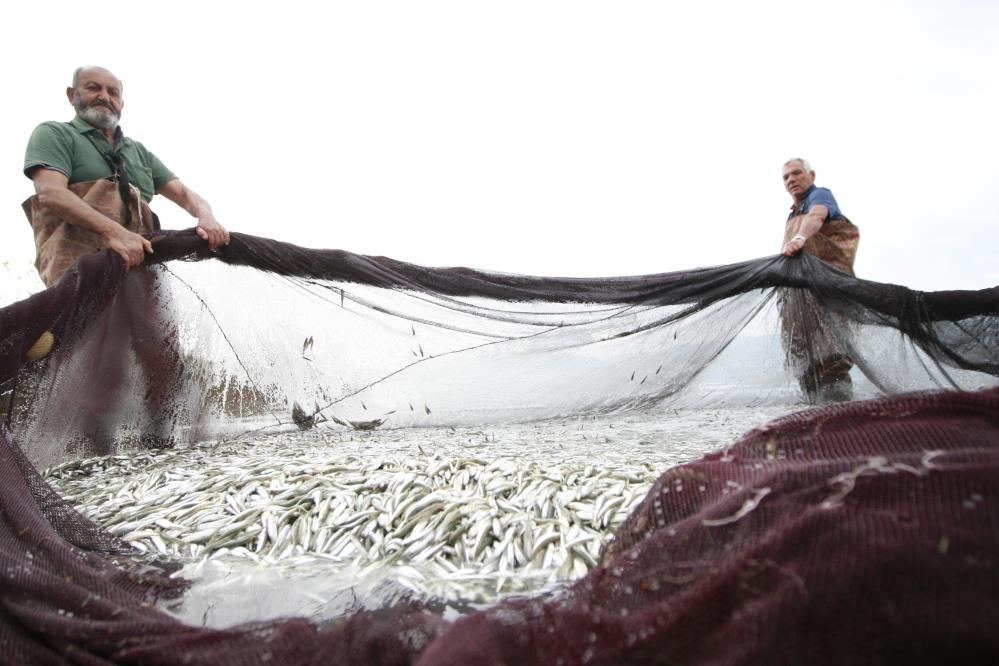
[90,101,117,113]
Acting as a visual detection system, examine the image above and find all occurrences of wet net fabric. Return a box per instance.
[3,387,997,664]
[3,229,996,467]
[418,387,999,665]
[1,229,998,664]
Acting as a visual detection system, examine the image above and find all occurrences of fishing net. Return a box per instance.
[1,229,997,664]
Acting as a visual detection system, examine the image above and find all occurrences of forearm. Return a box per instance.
[36,186,124,241]
[782,209,827,257]
[793,212,825,242]
[169,182,213,219]
[157,178,229,249]
[32,178,152,267]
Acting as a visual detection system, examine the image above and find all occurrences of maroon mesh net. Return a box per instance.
[1,231,997,664]
[421,387,999,665]
[3,387,997,664]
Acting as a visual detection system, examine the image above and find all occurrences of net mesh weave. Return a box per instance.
[1,230,997,664]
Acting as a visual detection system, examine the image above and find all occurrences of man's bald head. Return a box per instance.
[72,66,122,92]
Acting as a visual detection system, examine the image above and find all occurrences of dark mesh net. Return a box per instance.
[418,388,999,665]
[1,230,997,664]
[5,230,996,463]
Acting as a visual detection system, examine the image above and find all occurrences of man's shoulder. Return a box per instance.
[25,121,80,159]
[25,121,81,179]
[29,120,76,139]
[806,186,838,204]
[806,185,844,220]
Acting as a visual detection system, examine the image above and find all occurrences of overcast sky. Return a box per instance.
[1,0,996,292]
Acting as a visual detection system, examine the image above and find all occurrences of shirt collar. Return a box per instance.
[70,114,125,144]
[790,184,817,210]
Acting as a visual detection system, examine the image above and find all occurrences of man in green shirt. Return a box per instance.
[24,65,229,285]
[21,66,231,449]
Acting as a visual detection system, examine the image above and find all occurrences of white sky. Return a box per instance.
[1,0,996,291]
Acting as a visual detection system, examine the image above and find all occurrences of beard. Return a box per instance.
[75,97,120,131]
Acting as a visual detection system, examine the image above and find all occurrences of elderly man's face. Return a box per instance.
[782,161,815,200]
[68,68,124,131]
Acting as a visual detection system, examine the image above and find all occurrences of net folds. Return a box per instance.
[2,387,997,664]
[1,229,998,665]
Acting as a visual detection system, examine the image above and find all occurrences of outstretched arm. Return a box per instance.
[782,204,828,256]
[157,179,230,250]
[30,167,153,268]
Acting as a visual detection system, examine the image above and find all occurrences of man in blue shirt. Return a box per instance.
[779,158,859,275]
[778,158,860,403]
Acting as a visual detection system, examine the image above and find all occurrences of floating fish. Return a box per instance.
[291,402,315,430]
[348,418,385,431]
[328,414,351,428]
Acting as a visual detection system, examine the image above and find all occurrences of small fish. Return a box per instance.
[47,430,660,607]
[349,418,385,431]
[291,402,316,430]
[328,414,351,428]
[425,405,432,415]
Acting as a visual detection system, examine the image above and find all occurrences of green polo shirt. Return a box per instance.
[24,115,176,202]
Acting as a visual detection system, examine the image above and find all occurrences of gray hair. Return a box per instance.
[783,157,813,173]
[71,66,121,91]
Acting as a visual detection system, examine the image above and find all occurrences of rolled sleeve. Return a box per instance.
[134,141,177,190]
[24,122,74,178]
[805,187,842,221]
[150,153,177,190]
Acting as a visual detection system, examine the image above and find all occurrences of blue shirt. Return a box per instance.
[789,185,844,221]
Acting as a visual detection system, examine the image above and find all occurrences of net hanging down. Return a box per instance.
[0,229,997,665]
[3,228,997,458]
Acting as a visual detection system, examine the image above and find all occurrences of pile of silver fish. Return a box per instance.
[45,431,659,604]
